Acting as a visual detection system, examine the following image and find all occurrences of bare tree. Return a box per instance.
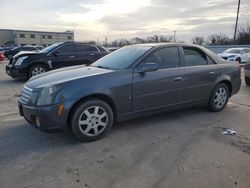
[236,24,250,44]
[207,33,230,45]
[192,36,205,45]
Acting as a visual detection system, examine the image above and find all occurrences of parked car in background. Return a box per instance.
[5,42,109,80]
[4,46,38,59]
[0,51,5,61]
[244,59,250,85]
[18,43,241,142]
[218,48,250,64]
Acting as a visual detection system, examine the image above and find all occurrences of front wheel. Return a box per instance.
[245,76,250,86]
[28,64,48,78]
[208,83,229,112]
[70,99,114,142]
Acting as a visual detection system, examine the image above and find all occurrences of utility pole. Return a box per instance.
[173,31,176,42]
[234,0,241,41]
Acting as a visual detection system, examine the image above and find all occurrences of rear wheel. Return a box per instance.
[28,64,48,78]
[245,76,250,86]
[70,99,114,142]
[208,83,229,112]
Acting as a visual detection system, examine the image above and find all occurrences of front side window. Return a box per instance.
[143,47,180,69]
[183,47,207,66]
[55,44,75,53]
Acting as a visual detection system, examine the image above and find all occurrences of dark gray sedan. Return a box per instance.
[18,43,241,141]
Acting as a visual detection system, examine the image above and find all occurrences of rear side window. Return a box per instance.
[143,47,180,69]
[76,45,98,53]
[55,44,75,53]
[183,47,207,66]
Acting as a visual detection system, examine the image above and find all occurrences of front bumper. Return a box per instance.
[19,100,75,131]
[6,64,27,79]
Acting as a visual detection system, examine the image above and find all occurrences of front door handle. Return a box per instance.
[69,55,75,58]
[90,53,95,56]
[173,77,183,81]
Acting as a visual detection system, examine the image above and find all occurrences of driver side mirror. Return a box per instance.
[241,51,246,54]
[137,63,158,73]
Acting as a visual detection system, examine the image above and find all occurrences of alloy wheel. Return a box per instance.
[78,106,108,137]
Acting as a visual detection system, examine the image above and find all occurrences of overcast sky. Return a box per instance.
[1,0,250,42]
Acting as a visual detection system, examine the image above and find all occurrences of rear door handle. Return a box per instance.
[90,53,95,56]
[69,55,75,58]
[173,77,183,81]
[208,72,216,76]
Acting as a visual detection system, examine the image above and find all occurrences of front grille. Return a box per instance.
[19,86,33,104]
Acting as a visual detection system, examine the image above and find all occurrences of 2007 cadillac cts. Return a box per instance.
[18,43,241,141]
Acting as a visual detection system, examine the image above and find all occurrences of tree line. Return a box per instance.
[105,24,250,47]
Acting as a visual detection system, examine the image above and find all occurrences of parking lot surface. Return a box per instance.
[0,60,250,188]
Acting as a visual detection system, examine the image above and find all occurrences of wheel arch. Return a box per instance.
[217,80,233,97]
[27,62,50,77]
[67,94,117,128]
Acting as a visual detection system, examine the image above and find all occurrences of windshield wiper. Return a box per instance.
[92,65,110,69]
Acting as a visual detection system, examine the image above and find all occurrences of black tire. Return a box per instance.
[245,76,250,86]
[208,83,229,112]
[236,58,241,64]
[70,99,114,142]
[28,64,48,79]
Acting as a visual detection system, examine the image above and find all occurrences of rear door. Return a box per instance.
[180,46,218,103]
[49,43,77,69]
[76,44,101,65]
[132,46,185,112]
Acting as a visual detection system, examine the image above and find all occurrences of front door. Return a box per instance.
[132,46,185,112]
[49,43,77,69]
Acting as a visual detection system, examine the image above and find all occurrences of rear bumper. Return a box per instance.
[5,64,27,79]
[19,100,75,131]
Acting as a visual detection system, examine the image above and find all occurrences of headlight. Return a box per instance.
[228,55,236,58]
[15,56,28,66]
[36,85,62,106]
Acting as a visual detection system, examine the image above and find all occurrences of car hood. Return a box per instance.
[26,65,113,90]
[13,51,39,58]
[218,53,238,57]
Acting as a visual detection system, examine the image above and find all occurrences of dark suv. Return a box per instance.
[5,42,109,80]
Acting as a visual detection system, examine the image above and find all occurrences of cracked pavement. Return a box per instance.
[0,60,250,188]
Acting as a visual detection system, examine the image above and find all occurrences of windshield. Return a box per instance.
[39,42,63,53]
[92,45,152,70]
[224,49,241,54]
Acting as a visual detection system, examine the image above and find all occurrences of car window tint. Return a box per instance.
[183,47,207,66]
[143,47,180,69]
[55,44,75,53]
[76,45,98,52]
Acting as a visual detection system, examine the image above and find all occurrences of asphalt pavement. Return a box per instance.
[0,60,250,188]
